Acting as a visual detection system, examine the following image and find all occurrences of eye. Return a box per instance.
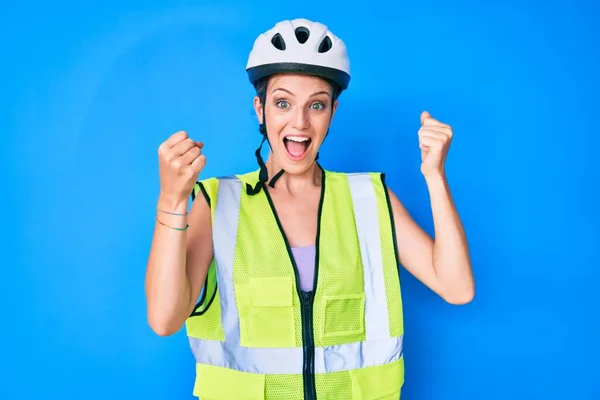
[276,100,290,109]
[311,102,326,110]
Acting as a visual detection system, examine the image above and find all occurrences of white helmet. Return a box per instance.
[246,18,351,91]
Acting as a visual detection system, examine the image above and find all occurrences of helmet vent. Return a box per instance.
[271,33,286,50]
[294,26,310,44]
[318,36,332,53]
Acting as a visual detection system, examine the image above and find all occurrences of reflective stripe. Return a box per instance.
[190,336,402,374]
[190,337,303,374]
[191,173,403,375]
[317,335,402,372]
[213,176,243,345]
[347,173,391,341]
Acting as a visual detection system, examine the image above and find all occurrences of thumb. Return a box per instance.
[420,111,431,126]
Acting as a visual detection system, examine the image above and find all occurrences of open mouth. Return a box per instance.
[283,135,312,160]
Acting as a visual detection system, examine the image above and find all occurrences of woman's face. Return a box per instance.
[254,73,338,175]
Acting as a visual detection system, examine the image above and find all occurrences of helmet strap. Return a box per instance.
[246,108,285,195]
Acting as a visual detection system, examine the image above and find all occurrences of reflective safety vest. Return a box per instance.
[186,168,405,400]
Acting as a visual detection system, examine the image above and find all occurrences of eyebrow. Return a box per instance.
[271,88,331,97]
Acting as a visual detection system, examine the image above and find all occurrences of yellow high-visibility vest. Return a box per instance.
[186,168,405,399]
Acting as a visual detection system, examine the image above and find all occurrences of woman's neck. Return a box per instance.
[265,154,322,196]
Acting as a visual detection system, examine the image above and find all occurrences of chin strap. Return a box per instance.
[246,121,285,196]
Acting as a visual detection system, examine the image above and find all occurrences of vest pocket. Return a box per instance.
[243,276,296,348]
[322,293,365,339]
[193,363,265,399]
[349,357,404,400]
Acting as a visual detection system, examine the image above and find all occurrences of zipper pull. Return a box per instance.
[301,291,312,304]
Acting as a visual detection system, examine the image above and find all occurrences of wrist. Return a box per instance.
[157,193,189,213]
[424,172,454,207]
[423,171,447,185]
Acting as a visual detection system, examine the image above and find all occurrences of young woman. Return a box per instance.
[145,18,474,400]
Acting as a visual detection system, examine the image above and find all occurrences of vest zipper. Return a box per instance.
[301,290,317,400]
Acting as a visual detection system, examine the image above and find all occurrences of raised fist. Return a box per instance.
[157,130,206,201]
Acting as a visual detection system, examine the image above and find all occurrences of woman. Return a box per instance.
[145,18,474,400]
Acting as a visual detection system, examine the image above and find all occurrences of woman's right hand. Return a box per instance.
[157,130,206,205]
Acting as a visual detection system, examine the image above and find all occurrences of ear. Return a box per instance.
[253,96,263,124]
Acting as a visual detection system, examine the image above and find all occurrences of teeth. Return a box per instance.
[286,136,309,142]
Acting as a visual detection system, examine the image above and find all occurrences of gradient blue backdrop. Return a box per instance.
[2,0,598,399]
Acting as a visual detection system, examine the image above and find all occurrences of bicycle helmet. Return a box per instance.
[246,18,351,91]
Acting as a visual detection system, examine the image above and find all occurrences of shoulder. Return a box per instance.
[323,167,386,181]
[192,169,260,207]
[324,168,391,193]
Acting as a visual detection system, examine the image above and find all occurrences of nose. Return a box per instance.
[292,108,310,130]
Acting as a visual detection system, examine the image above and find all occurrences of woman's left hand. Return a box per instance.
[418,111,453,178]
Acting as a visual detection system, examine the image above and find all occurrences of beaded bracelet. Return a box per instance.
[156,206,189,216]
[155,217,189,231]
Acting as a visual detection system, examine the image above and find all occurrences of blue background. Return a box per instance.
[2,0,598,399]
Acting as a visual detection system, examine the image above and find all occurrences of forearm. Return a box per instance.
[145,195,193,335]
[426,173,474,304]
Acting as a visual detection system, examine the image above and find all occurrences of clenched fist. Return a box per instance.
[158,130,206,202]
[418,111,453,178]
